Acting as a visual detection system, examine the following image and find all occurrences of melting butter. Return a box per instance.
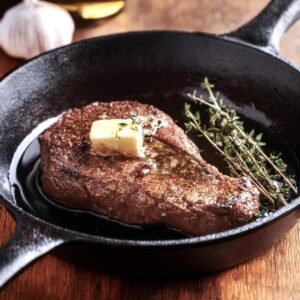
[90,119,144,157]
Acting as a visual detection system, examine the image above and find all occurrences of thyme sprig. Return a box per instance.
[130,113,166,137]
[115,122,128,139]
[184,78,298,211]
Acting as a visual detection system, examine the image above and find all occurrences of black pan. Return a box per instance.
[1,0,300,289]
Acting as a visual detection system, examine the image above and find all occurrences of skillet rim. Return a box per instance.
[1,30,300,247]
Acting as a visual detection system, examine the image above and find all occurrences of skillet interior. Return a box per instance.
[1,31,300,242]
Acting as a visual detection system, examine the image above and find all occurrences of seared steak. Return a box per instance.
[39,101,260,236]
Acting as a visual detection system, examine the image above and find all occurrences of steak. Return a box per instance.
[39,101,260,236]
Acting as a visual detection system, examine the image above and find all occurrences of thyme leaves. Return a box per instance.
[184,78,298,211]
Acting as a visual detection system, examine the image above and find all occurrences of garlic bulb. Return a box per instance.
[0,0,75,59]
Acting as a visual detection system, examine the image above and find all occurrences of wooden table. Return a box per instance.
[1,0,300,299]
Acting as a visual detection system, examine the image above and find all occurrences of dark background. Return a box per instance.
[0,1,19,16]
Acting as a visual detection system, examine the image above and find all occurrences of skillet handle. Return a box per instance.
[225,0,300,53]
[0,207,66,289]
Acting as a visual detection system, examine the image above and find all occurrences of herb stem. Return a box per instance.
[184,78,298,212]
[243,130,298,194]
[233,152,275,205]
[190,80,298,195]
[187,108,274,205]
[233,133,278,191]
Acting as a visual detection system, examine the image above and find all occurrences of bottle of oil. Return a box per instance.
[50,0,125,21]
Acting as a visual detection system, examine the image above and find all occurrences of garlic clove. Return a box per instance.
[0,0,75,59]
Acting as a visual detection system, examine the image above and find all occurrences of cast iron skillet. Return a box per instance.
[1,0,300,289]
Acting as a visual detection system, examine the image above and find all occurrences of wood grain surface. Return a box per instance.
[1,0,300,299]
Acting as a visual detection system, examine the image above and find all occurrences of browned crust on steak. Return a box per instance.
[39,101,260,236]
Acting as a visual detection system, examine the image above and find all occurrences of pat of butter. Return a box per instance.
[90,119,144,157]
